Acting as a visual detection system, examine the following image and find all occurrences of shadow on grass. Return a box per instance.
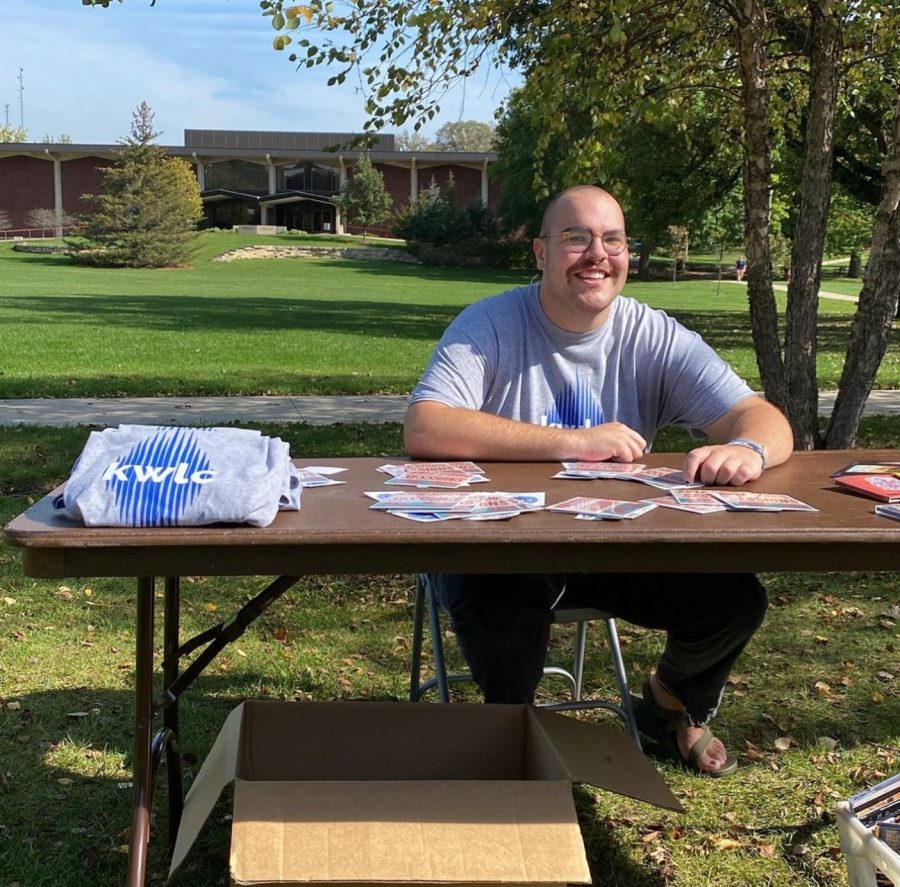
[666,310,900,354]
[0,293,465,340]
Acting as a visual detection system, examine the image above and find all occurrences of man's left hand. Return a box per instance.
[682,444,765,486]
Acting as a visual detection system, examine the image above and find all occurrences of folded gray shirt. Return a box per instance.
[54,425,301,527]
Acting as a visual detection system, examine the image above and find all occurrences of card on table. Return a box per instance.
[709,491,819,512]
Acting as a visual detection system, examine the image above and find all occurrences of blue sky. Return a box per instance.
[0,0,515,146]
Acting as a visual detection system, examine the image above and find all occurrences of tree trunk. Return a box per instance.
[783,0,841,450]
[638,242,653,280]
[826,92,900,449]
[848,251,862,278]
[735,0,787,414]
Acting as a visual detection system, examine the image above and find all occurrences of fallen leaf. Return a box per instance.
[872,691,885,703]
[817,736,839,751]
[2,597,15,606]
[815,635,829,644]
[6,702,21,711]
[758,842,776,858]
[814,681,832,697]
[273,628,288,643]
[641,830,661,844]
[57,777,72,786]
[67,711,90,718]
[877,671,895,681]
[713,837,743,851]
[774,736,793,751]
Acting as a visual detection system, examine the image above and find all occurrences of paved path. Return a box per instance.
[724,279,860,303]
[0,395,409,427]
[1,391,900,427]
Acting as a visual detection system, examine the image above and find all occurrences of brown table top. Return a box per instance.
[5,451,900,578]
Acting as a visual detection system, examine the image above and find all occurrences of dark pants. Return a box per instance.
[429,572,767,725]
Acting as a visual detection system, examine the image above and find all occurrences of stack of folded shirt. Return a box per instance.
[54,425,301,527]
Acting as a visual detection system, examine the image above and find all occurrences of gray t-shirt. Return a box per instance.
[410,284,752,443]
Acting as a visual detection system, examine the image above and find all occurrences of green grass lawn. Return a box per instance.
[1,234,896,397]
[0,422,898,886]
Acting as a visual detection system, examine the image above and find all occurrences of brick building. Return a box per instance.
[0,129,499,237]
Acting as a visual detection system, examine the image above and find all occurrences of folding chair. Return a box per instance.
[409,574,641,747]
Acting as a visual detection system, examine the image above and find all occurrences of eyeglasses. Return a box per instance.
[539,226,629,256]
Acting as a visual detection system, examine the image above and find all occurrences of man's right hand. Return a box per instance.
[570,422,647,463]
[405,401,647,463]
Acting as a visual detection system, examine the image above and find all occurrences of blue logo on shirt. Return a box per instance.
[543,377,605,428]
[102,429,214,526]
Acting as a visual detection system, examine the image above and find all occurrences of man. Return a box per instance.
[404,185,793,777]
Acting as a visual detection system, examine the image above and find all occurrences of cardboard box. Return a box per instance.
[171,701,681,887]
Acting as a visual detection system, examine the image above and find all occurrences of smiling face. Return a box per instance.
[533,186,629,333]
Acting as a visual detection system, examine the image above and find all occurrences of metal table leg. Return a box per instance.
[127,576,155,887]
[163,577,184,845]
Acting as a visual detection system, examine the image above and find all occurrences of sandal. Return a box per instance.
[632,676,738,778]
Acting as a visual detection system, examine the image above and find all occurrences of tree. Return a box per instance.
[0,209,11,231]
[395,129,435,151]
[0,124,27,143]
[667,225,690,283]
[25,208,77,234]
[432,120,495,152]
[71,102,202,268]
[824,188,874,277]
[394,178,472,244]
[41,134,73,144]
[339,156,393,242]
[491,86,741,278]
[826,93,900,448]
[256,0,897,449]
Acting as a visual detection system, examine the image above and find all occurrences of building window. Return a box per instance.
[277,162,338,194]
[203,160,268,194]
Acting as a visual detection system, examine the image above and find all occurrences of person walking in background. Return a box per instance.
[735,257,747,281]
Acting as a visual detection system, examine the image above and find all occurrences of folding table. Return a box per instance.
[6,451,900,886]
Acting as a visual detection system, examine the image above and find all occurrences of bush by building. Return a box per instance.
[395,180,527,268]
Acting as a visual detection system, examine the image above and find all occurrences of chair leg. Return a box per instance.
[605,618,641,748]
[409,576,427,702]
[425,577,452,703]
[573,621,587,701]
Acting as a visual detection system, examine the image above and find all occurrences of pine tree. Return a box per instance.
[72,102,203,267]
[339,156,393,243]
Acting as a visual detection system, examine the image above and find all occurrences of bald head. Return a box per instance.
[540,186,621,236]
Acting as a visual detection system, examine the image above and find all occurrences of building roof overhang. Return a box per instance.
[258,191,337,207]
[200,189,261,203]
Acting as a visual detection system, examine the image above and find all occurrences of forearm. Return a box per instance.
[684,396,794,485]
[715,399,794,468]
[404,401,646,462]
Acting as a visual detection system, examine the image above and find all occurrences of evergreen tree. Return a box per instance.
[72,102,203,267]
[339,156,393,243]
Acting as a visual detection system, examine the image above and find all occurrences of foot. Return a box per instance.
[648,674,731,775]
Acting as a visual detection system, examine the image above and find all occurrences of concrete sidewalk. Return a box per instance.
[1,391,900,427]
[0,394,409,427]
